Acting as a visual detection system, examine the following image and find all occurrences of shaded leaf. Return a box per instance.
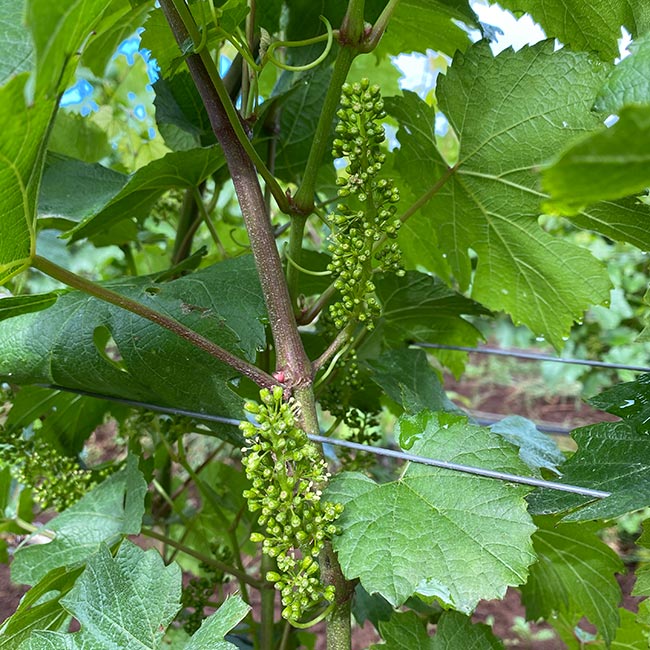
[388,43,613,348]
[364,348,459,416]
[0,293,59,322]
[327,411,536,611]
[520,517,622,645]
[48,112,113,164]
[499,0,643,61]
[369,610,434,650]
[431,611,503,649]
[542,105,650,214]
[375,271,487,350]
[18,542,180,650]
[0,256,266,418]
[59,146,225,241]
[490,415,565,475]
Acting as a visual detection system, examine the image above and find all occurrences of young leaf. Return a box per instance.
[0,256,265,417]
[490,416,565,475]
[595,32,650,113]
[17,542,181,650]
[520,517,623,645]
[184,596,250,650]
[11,456,146,586]
[388,42,614,347]
[499,0,644,61]
[542,106,650,214]
[326,411,536,611]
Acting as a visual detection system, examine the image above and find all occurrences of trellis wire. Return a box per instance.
[42,384,611,500]
[415,342,650,373]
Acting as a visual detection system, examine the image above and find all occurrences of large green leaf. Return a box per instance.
[542,105,650,214]
[499,0,647,61]
[529,374,650,520]
[25,0,117,98]
[0,256,266,417]
[11,456,146,586]
[0,0,34,85]
[595,32,650,112]
[18,542,181,650]
[376,0,475,58]
[388,42,614,348]
[46,146,225,241]
[0,74,55,283]
[326,411,536,611]
[520,517,623,645]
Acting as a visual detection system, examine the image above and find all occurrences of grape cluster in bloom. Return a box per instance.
[328,79,403,329]
[240,387,343,621]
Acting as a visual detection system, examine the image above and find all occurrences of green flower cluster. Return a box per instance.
[0,428,110,511]
[240,386,343,621]
[328,79,403,329]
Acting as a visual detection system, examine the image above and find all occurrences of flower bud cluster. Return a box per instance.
[0,426,110,511]
[240,386,344,621]
[328,79,404,329]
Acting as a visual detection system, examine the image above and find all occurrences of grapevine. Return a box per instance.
[240,386,343,621]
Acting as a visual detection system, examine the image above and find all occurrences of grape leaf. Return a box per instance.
[0,256,265,417]
[520,517,623,645]
[326,411,536,611]
[370,610,503,650]
[633,520,650,599]
[388,42,613,348]
[18,542,181,650]
[363,348,459,416]
[48,112,113,164]
[0,0,34,85]
[377,0,476,58]
[490,415,565,475]
[11,456,146,586]
[0,75,55,283]
[26,0,119,98]
[0,566,82,649]
[184,596,250,650]
[499,0,644,61]
[56,146,226,241]
[529,374,650,520]
[595,32,650,113]
[0,293,59,321]
[375,271,488,350]
[542,106,650,214]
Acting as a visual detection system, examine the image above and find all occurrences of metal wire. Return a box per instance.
[41,384,610,500]
[415,343,650,373]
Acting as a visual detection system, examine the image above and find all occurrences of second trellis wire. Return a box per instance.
[43,384,612,501]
